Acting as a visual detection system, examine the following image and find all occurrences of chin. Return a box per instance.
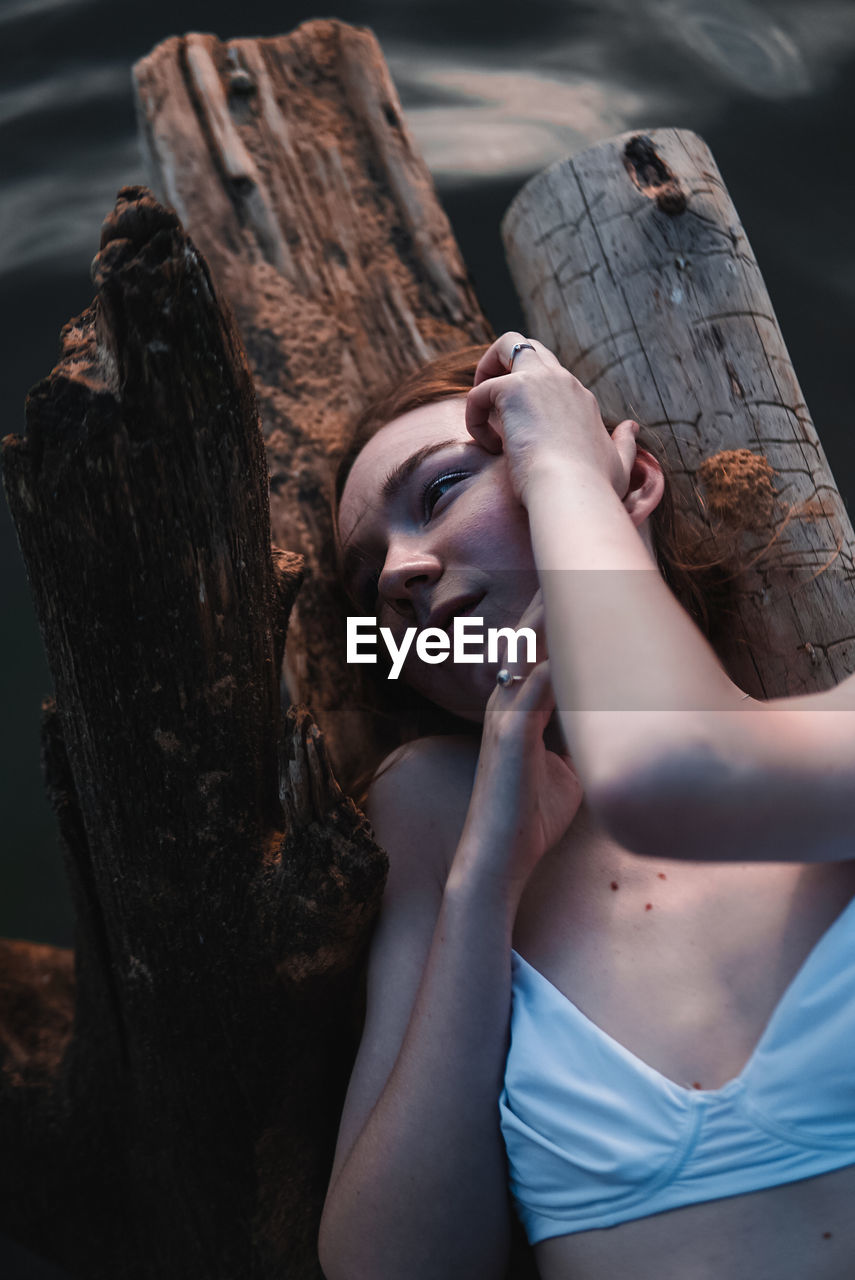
[420,665,498,726]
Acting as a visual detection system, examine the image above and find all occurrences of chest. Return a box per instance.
[511,818,855,1091]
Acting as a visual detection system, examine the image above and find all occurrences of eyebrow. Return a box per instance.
[380,438,463,504]
[340,438,464,590]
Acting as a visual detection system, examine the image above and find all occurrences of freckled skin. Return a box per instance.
[338,397,541,722]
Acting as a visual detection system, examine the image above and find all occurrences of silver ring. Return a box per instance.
[507,341,536,370]
[496,668,525,687]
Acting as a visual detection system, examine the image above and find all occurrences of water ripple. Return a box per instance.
[653,0,810,96]
[0,62,130,129]
[0,0,96,28]
[0,140,144,277]
[391,55,647,179]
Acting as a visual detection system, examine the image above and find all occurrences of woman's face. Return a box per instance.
[337,396,540,721]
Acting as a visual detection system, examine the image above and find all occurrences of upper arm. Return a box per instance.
[327,734,479,1189]
[596,691,855,863]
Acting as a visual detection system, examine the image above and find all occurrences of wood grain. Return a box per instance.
[503,128,855,695]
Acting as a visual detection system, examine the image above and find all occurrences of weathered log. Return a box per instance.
[133,20,493,787]
[1,187,384,1278]
[502,129,855,695]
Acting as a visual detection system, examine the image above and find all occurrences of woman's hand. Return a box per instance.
[454,590,583,900]
[465,331,638,508]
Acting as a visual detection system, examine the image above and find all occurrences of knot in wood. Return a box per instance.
[228,68,255,96]
[623,135,687,216]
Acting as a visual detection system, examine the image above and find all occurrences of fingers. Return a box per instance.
[495,588,543,674]
[464,378,504,453]
[467,331,596,452]
[513,587,546,660]
[472,332,561,386]
[467,332,633,507]
[513,587,543,632]
[513,659,555,718]
[487,657,554,727]
[497,664,555,750]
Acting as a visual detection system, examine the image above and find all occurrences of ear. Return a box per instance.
[622,446,665,528]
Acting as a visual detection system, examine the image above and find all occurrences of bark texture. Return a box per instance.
[133,19,493,787]
[503,128,855,695]
[1,188,384,1279]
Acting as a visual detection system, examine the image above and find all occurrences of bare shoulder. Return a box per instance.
[365,733,481,886]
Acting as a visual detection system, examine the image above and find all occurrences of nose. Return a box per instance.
[377,536,441,618]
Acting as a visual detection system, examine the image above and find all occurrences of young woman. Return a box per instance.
[318,332,855,1280]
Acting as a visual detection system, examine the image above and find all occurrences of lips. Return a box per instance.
[427,593,486,635]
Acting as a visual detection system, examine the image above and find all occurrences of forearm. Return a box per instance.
[464,332,855,862]
[526,460,743,795]
[319,861,517,1280]
[525,462,855,862]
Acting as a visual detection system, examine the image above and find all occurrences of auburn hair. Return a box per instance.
[332,344,748,804]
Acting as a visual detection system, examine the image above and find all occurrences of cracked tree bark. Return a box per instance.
[0,191,386,1278]
[503,129,855,695]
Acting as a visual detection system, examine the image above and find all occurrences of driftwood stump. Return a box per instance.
[133,19,493,788]
[503,129,855,694]
[1,190,384,1278]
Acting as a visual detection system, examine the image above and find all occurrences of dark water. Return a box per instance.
[2,0,854,948]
